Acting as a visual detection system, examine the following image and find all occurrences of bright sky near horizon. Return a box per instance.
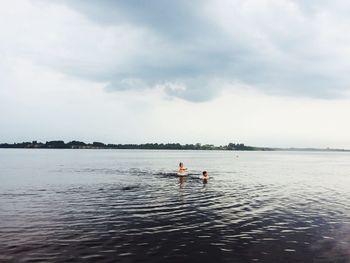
[1,0,350,148]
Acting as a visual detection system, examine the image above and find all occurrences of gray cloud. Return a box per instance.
[30,0,350,101]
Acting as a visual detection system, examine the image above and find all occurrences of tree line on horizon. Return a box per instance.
[0,141,270,151]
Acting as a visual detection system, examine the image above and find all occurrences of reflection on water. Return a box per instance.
[1,149,350,262]
[179,176,186,189]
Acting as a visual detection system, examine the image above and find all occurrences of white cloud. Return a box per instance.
[0,57,155,142]
[0,0,161,79]
[149,83,350,148]
[1,57,350,148]
[202,0,350,97]
[1,0,350,147]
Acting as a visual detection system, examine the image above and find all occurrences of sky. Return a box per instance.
[1,0,350,148]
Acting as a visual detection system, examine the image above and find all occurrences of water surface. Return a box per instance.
[1,149,350,262]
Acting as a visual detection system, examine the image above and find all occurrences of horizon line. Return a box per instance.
[0,140,349,152]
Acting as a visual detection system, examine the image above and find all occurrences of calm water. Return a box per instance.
[1,149,350,263]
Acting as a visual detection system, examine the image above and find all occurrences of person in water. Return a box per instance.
[178,162,188,175]
[200,171,209,181]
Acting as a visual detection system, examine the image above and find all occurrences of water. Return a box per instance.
[1,149,350,262]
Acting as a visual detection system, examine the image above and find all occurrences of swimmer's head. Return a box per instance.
[202,171,208,176]
[179,162,183,167]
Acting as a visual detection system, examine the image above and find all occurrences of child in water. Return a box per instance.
[178,162,188,175]
[201,171,209,180]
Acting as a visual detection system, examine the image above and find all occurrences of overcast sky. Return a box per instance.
[1,0,350,148]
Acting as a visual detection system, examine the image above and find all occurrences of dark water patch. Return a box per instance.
[155,172,204,178]
[1,184,345,262]
[1,150,350,262]
[55,167,155,177]
[121,185,140,191]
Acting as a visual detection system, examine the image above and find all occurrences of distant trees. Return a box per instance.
[227,143,253,150]
[92,142,105,148]
[0,141,263,151]
[45,141,66,148]
[66,141,86,148]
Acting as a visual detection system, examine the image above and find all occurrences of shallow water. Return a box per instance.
[1,149,350,262]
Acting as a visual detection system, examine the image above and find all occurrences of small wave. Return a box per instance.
[121,185,140,191]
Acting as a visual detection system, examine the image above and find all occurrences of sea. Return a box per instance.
[1,149,350,263]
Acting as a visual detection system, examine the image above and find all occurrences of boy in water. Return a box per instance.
[201,171,209,181]
[178,162,188,175]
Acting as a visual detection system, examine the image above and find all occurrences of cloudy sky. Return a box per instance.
[1,0,350,148]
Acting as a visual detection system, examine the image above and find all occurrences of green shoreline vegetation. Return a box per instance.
[0,141,349,152]
[0,141,264,150]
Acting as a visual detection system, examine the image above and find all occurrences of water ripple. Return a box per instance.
[1,150,350,262]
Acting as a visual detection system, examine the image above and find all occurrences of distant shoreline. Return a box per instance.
[0,141,349,152]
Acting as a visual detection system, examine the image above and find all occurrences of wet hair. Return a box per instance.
[202,171,207,176]
[179,162,183,167]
